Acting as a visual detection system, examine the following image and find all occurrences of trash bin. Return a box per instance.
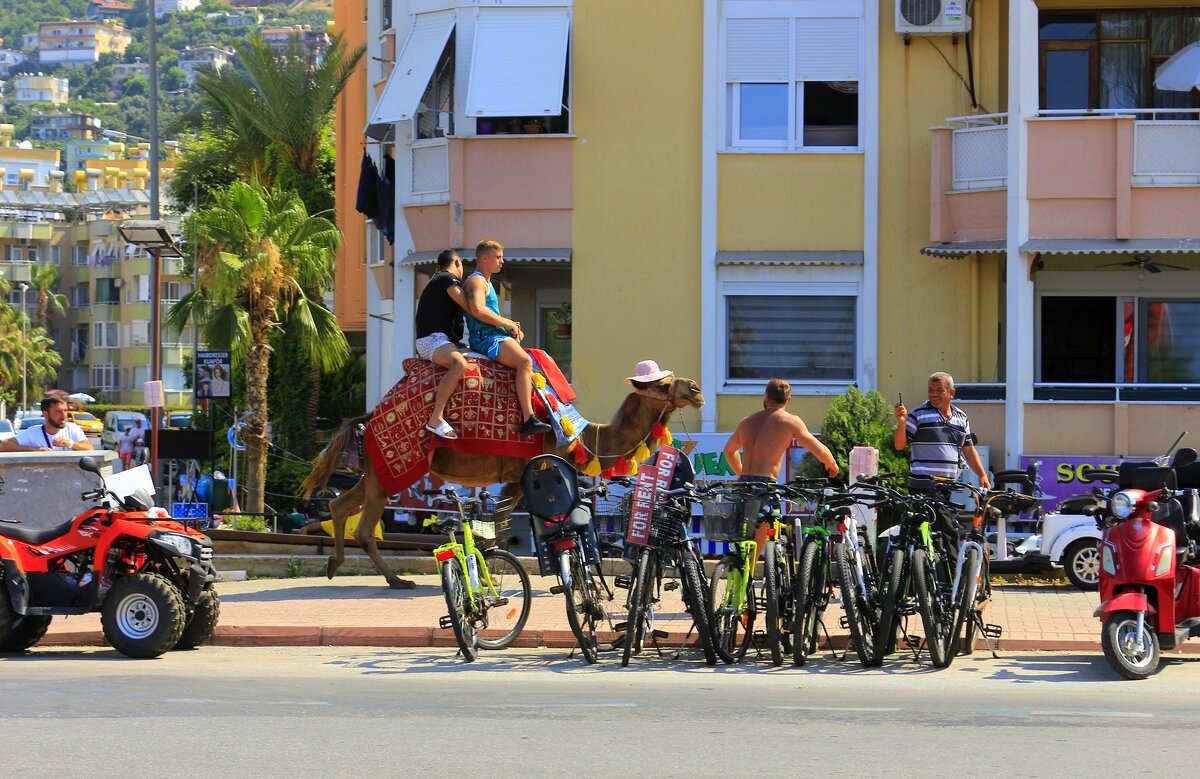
[210,478,231,513]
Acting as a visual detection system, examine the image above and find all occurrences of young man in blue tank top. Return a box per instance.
[463,239,552,436]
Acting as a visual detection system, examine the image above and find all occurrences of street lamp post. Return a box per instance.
[17,281,28,415]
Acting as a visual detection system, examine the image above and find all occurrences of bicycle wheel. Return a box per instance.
[563,548,602,664]
[776,534,795,656]
[440,558,477,662]
[874,547,905,660]
[622,548,653,667]
[836,541,879,668]
[708,555,754,664]
[763,541,784,666]
[792,540,823,666]
[949,545,980,658]
[963,552,990,656]
[680,547,717,666]
[913,549,953,668]
[476,548,532,650]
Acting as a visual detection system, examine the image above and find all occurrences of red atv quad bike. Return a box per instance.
[0,457,219,658]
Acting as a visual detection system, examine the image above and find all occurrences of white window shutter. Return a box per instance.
[365,10,456,131]
[465,6,571,117]
[123,323,131,347]
[795,17,860,81]
[138,274,150,302]
[725,18,789,82]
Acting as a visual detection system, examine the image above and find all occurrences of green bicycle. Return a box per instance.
[426,487,532,661]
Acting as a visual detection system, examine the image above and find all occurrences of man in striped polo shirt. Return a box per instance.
[893,371,991,490]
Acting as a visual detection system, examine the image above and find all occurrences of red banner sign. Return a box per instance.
[625,446,681,545]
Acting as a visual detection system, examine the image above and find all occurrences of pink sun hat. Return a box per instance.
[624,359,674,384]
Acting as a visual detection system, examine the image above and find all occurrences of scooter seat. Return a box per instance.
[0,517,77,545]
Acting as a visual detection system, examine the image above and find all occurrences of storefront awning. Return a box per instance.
[1020,238,1200,255]
[465,6,571,117]
[920,240,1006,258]
[716,250,863,266]
[397,247,571,268]
[363,11,456,140]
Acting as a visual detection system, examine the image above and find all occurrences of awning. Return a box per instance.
[465,6,571,117]
[364,10,455,140]
[716,250,863,266]
[1021,238,1200,255]
[920,240,1006,258]
[397,247,571,267]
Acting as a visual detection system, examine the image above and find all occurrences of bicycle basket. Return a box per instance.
[468,496,514,541]
[702,495,761,542]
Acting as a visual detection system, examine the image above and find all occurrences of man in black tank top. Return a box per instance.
[414,250,469,439]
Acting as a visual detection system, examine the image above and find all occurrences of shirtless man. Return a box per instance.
[723,379,838,557]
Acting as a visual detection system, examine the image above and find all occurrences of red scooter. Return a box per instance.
[1093,445,1200,679]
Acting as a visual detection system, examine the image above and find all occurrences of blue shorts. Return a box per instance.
[469,333,511,360]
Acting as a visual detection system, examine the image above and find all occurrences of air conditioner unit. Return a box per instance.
[112,278,124,288]
[896,0,972,35]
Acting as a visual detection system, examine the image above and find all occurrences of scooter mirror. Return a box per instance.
[78,457,102,477]
[1174,447,1198,469]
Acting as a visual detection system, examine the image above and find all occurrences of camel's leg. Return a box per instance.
[356,464,414,589]
[325,477,366,580]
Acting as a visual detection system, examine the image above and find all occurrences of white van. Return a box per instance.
[102,410,150,451]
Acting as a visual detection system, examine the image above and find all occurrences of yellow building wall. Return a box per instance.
[718,155,863,249]
[875,0,1006,408]
[571,0,704,428]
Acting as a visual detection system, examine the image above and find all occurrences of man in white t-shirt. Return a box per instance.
[1,397,94,453]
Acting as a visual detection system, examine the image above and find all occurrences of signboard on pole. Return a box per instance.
[195,351,231,399]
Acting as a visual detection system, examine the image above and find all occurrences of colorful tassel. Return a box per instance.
[582,457,602,477]
[561,416,575,436]
[651,421,666,440]
[615,456,632,475]
[662,427,673,446]
[572,440,588,465]
[600,467,616,479]
[633,441,651,463]
[532,373,547,389]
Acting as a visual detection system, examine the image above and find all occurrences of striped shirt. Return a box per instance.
[905,401,974,480]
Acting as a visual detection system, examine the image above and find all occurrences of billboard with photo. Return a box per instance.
[195,351,232,399]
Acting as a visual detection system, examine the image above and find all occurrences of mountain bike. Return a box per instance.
[940,478,1040,657]
[619,481,718,666]
[835,475,894,667]
[870,479,959,667]
[791,481,856,666]
[426,487,532,662]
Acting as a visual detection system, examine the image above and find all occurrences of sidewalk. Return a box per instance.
[39,568,1164,654]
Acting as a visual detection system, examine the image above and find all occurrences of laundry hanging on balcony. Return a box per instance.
[355,150,394,245]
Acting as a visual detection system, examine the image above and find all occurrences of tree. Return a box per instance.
[799,386,910,487]
[29,263,68,332]
[0,306,63,404]
[167,181,348,515]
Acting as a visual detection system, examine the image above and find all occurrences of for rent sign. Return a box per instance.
[626,445,681,545]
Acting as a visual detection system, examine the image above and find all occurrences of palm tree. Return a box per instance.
[167,181,349,516]
[29,263,68,332]
[0,305,62,402]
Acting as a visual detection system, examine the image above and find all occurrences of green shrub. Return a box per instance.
[230,515,269,532]
[800,386,910,487]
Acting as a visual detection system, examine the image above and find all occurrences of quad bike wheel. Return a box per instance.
[0,591,53,652]
[173,588,221,651]
[101,573,187,658]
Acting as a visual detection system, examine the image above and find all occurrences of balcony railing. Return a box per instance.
[946,113,1008,191]
[409,138,449,198]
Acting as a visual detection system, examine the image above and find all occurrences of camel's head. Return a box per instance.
[666,376,705,410]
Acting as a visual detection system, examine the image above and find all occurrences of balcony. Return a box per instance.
[931,110,1200,245]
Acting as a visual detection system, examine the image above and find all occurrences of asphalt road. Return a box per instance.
[4,646,1200,777]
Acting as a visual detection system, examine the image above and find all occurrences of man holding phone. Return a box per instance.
[893,371,990,489]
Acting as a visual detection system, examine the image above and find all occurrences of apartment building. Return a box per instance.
[154,0,200,17]
[0,136,61,189]
[30,111,101,142]
[112,60,150,87]
[37,20,132,67]
[353,0,1200,471]
[12,74,69,106]
[261,26,331,59]
[0,49,30,77]
[87,0,134,22]
[177,45,234,86]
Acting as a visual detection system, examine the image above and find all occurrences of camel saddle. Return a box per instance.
[364,348,574,495]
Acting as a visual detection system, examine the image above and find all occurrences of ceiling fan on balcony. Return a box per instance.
[1096,253,1188,274]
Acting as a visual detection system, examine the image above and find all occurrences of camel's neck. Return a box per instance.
[582,393,671,461]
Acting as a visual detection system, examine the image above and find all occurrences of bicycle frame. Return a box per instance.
[432,522,501,616]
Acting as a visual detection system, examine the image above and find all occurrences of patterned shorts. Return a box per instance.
[415,332,453,360]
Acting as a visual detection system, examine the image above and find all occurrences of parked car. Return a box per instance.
[18,416,44,431]
[101,411,150,451]
[67,410,103,435]
[0,419,13,442]
[167,412,193,429]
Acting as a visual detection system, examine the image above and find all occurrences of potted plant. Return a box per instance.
[522,117,545,134]
[551,302,571,338]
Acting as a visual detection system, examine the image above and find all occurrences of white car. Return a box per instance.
[0,418,13,442]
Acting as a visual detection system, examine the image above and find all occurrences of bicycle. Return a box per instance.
[426,487,532,662]
[835,474,896,667]
[940,477,1040,658]
[869,478,959,667]
[703,482,794,665]
[791,481,857,666]
[521,454,623,664]
[619,481,718,666]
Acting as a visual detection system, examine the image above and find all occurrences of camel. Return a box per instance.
[300,372,705,588]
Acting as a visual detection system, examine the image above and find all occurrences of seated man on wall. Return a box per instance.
[463,239,552,437]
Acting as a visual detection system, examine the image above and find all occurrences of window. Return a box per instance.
[4,246,22,261]
[50,245,60,264]
[93,321,118,348]
[162,281,190,302]
[721,275,858,387]
[72,246,88,266]
[91,364,118,391]
[71,284,88,307]
[131,320,150,346]
[723,14,863,151]
[94,278,120,304]
[1040,296,1200,385]
[26,245,38,263]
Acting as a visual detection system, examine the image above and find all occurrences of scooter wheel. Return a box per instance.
[1101,610,1160,680]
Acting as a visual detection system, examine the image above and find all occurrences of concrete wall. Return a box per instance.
[0,451,117,529]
